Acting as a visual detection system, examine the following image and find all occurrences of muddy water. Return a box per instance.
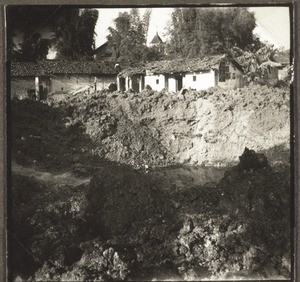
[149,165,228,191]
[11,161,91,187]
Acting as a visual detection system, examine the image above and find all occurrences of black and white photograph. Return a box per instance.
[6,3,294,281]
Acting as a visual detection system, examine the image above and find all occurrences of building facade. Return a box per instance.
[11,61,118,100]
[117,54,246,92]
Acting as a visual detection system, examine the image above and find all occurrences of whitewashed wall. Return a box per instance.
[50,74,116,93]
[183,70,216,90]
[96,76,116,91]
[145,74,166,91]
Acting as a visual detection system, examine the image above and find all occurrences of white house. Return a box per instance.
[117,54,246,92]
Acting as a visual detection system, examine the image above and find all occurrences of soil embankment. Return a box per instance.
[10,85,291,280]
[47,84,289,168]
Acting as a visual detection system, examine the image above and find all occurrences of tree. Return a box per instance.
[17,33,51,61]
[230,43,280,83]
[7,6,99,61]
[52,8,99,60]
[166,7,257,58]
[142,9,152,40]
[6,6,59,61]
[106,9,148,64]
[145,46,164,61]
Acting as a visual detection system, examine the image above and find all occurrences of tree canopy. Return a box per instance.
[7,6,59,61]
[166,7,258,58]
[7,6,99,61]
[52,8,98,60]
[106,9,149,64]
[7,6,279,69]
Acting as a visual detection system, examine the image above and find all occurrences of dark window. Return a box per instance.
[193,75,197,81]
[219,61,230,82]
[232,73,236,79]
[156,79,159,84]
[219,62,226,82]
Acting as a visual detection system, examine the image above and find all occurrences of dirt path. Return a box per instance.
[11,161,91,187]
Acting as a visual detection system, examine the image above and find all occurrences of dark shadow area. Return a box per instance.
[10,99,103,175]
[258,143,290,165]
[9,99,113,279]
[9,98,181,280]
[8,99,292,280]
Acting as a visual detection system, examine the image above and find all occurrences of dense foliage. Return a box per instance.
[106,9,146,64]
[166,7,258,58]
[7,6,98,61]
[106,9,161,64]
[53,8,99,60]
[6,6,58,61]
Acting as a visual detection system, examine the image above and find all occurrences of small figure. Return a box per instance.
[114,62,121,73]
[27,89,36,100]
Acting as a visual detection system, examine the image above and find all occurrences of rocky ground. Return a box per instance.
[9,85,291,280]
[47,84,289,167]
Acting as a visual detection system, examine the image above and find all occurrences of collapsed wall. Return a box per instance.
[53,84,290,168]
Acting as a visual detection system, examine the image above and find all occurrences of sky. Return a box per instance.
[248,7,290,49]
[94,7,173,47]
[94,6,291,50]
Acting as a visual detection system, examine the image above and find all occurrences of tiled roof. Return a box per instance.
[10,62,45,77]
[118,54,243,77]
[150,33,164,44]
[146,55,226,74]
[11,60,118,77]
[118,65,146,77]
[274,51,290,65]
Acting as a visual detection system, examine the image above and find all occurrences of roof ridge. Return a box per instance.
[11,60,118,76]
[150,32,164,44]
[118,53,244,77]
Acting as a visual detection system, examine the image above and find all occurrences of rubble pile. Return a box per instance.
[11,147,291,280]
[173,148,291,280]
[47,84,290,168]
[10,84,291,280]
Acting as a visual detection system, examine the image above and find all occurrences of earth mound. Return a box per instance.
[10,85,291,280]
[47,84,290,168]
[86,163,158,236]
[11,148,291,280]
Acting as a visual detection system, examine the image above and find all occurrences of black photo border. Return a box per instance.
[0,1,298,281]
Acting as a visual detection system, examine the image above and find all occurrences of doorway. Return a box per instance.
[119,77,126,91]
[176,76,183,91]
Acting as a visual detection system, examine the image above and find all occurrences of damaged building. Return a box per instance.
[117,54,247,92]
[11,60,118,100]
